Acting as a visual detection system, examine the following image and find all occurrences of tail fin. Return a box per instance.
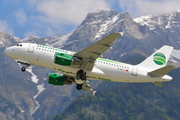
[138,45,173,70]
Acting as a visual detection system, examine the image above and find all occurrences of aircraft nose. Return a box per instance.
[4,48,11,57]
[4,48,9,56]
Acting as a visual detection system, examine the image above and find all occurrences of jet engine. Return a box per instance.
[54,53,73,66]
[48,73,72,85]
[54,52,82,66]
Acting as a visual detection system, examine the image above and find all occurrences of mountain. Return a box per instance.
[54,68,180,120]
[63,9,180,63]
[0,9,180,120]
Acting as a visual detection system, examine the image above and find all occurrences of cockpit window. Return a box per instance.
[16,44,22,47]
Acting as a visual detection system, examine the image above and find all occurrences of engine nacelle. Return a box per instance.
[54,52,73,66]
[48,73,72,85]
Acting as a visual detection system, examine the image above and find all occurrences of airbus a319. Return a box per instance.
[4,33,175,95]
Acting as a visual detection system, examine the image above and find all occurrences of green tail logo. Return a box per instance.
[153,53,166,65]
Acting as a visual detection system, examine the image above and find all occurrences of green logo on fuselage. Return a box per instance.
[153,52,166,65]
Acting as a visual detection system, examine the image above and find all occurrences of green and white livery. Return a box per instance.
[4,33,175,95]
[153,52,166,65]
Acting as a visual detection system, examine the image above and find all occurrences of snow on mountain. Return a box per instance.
[45,31,74,48]
[94,13,123,40]
[134,14,155,26]
[171,49,180,62]
[134,10,180,31]
[26,66,39,84]
[0,31,22,47]
[31,84,45,115]
[23,31,74,49]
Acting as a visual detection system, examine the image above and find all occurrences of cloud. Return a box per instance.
[21,0,111,38]
[28,0,110,25]
[118,0,180,17]
[14,9,28,26]
[0,20,14,35]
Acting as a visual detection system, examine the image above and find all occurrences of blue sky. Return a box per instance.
[0,0,180,39]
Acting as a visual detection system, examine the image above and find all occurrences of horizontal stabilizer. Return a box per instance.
[148,65,175,77]
[153,82,162,87]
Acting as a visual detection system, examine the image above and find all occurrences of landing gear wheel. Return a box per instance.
[76,84,83,90]
[21,67,26,72]
[80,74,86,80]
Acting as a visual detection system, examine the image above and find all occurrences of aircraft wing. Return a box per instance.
[74,33,121,71]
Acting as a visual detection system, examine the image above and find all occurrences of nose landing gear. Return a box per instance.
[16,59,30,72]
[21,63,30,72]
[21,67,26,72]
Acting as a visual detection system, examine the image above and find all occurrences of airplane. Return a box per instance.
[4,33,175,95]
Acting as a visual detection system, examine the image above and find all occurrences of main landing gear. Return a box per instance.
[21,67,26,72]
[76,69,86,90]
[76,84,83,90]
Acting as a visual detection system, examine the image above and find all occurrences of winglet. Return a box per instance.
[148,65,175,77]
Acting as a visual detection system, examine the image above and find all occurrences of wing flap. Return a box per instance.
[82,81,97,95]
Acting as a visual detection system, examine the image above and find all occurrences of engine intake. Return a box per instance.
[48,73,72,85]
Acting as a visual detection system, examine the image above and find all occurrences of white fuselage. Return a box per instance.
[4,43,172,83]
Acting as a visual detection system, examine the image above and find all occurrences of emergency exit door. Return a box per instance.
[28,43,35,53]
[132,66,138,76]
